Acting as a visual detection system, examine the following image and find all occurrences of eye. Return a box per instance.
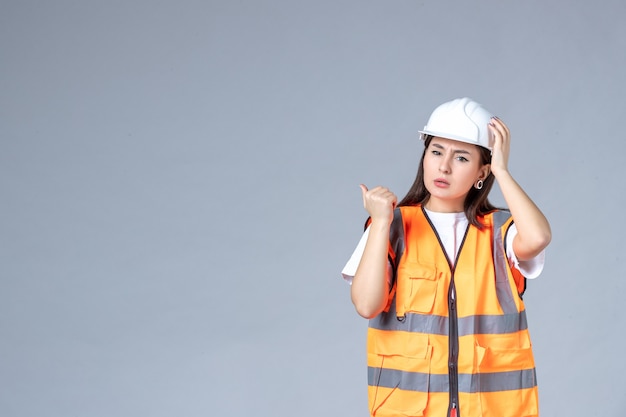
[456,156,469,162]
[431,150,442,156]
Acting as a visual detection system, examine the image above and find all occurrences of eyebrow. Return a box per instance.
[431,143,471,154]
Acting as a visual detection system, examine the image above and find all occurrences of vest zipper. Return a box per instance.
[448,278,459,417]
[421,207,467,417]
[450,401,458,417]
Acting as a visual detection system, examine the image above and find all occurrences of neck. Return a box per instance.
[424,197,464,213]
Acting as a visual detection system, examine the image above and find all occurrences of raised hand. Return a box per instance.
[485,117,552,261]
[359,184,397,225]
[488,116,511,177]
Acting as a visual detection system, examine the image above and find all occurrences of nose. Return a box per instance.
[439,156,451,174]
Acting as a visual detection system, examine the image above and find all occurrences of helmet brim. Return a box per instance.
[418,129,493,151]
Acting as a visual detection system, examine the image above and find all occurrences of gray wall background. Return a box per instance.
[2,1,625,416]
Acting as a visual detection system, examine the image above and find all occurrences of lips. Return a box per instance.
[434,178,450,188]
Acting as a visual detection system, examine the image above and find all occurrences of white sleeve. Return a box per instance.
[505,223,546,279]
[341,226,394,285]
[341,227,370,283]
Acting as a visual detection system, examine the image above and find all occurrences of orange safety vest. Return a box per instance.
[367,205,538,417]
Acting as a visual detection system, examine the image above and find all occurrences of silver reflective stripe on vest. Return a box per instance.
[492,210,518,315]
[368,367,537,393]
[389,208,405,281]
[370,299,528,335]
[458,311,528,335]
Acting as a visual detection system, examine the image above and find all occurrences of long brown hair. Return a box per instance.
[397,135,499,228]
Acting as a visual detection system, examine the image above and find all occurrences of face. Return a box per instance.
[422,137,490,212]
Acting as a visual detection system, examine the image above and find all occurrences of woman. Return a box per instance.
[342,98,551,417]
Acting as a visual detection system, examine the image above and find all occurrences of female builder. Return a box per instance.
[341,98,551,417]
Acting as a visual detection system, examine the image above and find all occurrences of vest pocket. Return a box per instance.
[396,263,439,315]
[367,333,432,416]
[476,344,538,417]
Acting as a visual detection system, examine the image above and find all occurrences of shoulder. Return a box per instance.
[481,209,514,230]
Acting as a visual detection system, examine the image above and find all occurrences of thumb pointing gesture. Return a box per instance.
[359,184,397,225]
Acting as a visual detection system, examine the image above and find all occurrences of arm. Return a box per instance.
[350,184,397,319]
[489,118,552,261]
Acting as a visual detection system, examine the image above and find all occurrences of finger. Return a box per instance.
[490,118,509,141]
[489,122,506,144]
[373,188,392,199]
[368,185,385,194]
[493,116,510,135]
[488,123,498,142]
[359,184,368,206]
[489,119,502,136]
[488,125,504,155]
[381,190,397,207]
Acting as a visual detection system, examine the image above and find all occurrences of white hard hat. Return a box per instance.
[419,97,494,150]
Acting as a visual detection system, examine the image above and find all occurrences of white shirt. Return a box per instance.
[341,209,545,283]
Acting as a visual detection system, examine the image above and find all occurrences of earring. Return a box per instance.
[475,179,484,190]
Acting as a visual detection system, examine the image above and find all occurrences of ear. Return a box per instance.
[479,164,491,180]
